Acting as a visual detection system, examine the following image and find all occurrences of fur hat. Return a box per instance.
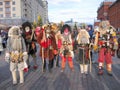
[51,23,58,32]
[61,24,71,34]
[8,26,21,37]
[22,21,32,31]
[99,20,110,29]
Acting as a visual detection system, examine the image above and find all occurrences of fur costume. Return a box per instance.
[60,24,74,72]
[94,20,118,76]
[76,29,90,74]
[5,26,28,84]
[22,22,37,69]
[37,24,57,72]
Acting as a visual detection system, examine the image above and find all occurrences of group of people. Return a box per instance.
[4,20,118,85]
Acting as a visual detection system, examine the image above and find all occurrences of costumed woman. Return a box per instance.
[94,20,118,76]
[60,24,74,72]
[22,22,38,70]
[5,26,28,84]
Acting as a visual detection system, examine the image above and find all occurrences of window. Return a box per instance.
[12,1,15,5]
[12,7,15,11]
[0,2,3,5]
[5,1,10,6]
[0,8,3,11]
[13,14,16,17]
[6,14,11,17]
[0,14,3,18]
[5,7,10,12]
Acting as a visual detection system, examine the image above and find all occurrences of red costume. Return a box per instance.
[94,20,118,76]
[37,25,57,72]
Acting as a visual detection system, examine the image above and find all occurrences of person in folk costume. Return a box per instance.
[22,22,38,70]
[5,26,28,85]
[76,26,90,74]
[51,23,62,67]
[94,20,118,76]
[60,24,74,72]
[37,24,57,72]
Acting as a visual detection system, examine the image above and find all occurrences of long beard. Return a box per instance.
[11,36,22,51]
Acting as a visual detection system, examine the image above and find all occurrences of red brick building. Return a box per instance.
[96,0,120,29]
[108,0,120,29]
[97,1,113,20]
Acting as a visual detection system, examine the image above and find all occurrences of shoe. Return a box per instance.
[42,69,46,72]
[13,81,17,85]
[61,69,64,72]
[33,65,38,70]
[20,80,24,84]
[28,65,31,69]
[71,68,74,72]
[98,69,103,75]
[107,71,113,76]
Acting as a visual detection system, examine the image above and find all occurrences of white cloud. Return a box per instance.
[48,0,104,24]
[48,0,81,5]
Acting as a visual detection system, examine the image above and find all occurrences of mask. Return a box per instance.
[25,27,30,32]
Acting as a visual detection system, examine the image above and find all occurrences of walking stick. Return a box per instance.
[42,47,44,72]
[89,43,92,72]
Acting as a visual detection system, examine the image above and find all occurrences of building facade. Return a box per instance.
[97,1,114,20]
[108,0,120,29]
[0,0,48,26]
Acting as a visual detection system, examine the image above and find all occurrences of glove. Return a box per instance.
[23,52,28,61]
[5,53,10,63]
[23,57,28,72]
[53,50,58,55]
[93,45,98,51]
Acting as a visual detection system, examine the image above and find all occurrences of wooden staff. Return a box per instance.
[42,47,44,72]
[89,43,92,72]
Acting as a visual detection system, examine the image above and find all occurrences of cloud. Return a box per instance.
[48,0,104,24]
[48,0,82,5]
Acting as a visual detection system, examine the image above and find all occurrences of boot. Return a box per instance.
[49,60,53,73]
[98,63,104,75]
[42,60,46,72]
[56,55,60,67]
[107,64,112,76]
[80,64,84,73]
[11,71,17,85]
[98,66,103,75]
[84,64,88,75]
[19,70,24,84]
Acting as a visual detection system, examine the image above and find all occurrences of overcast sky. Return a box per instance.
[48,0,104,24]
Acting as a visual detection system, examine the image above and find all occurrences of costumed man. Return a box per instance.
[94,20,118,76]
[60,24,74,72]
[5,26,28,84]
[22,22,38,70]
[37,24,57,72]
[76,26,90,74]
[51,23,61,67]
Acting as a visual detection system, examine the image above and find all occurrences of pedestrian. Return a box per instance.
[5,26,28,85]
[60,24,74,72]
[0,33,3,55]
